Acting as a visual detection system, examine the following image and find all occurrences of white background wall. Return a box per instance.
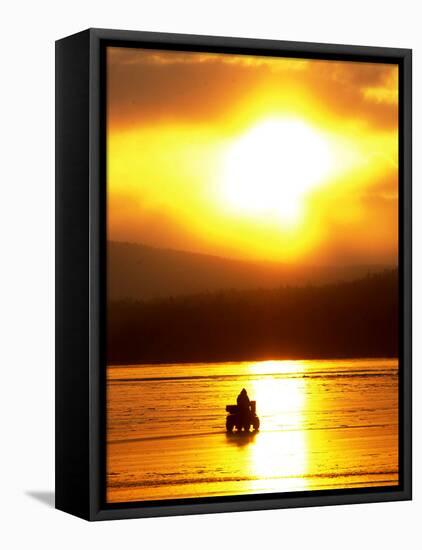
[0,1,419,548]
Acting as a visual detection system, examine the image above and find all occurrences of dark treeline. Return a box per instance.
[107,269,398,364]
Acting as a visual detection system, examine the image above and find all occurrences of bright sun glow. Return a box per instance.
[220,119,333,225]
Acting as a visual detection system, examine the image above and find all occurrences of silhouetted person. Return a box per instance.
[237,388,250,414]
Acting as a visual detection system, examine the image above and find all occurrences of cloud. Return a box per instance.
[106,47,398,266]
[107,46,398,131]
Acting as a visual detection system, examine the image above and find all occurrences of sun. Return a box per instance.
[220,118,333,225]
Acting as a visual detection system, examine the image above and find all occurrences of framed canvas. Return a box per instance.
[55,28,412,521]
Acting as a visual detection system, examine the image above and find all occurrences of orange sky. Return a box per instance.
[107,47,398,265]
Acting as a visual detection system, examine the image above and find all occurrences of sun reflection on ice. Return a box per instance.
[246,360,310,493]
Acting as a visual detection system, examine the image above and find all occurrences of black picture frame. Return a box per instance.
[55,28,412,521]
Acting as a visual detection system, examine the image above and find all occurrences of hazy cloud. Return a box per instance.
[107,47,398,131]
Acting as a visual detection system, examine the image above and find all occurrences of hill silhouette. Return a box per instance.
[107,269,398,364]
[108,241,394,301]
